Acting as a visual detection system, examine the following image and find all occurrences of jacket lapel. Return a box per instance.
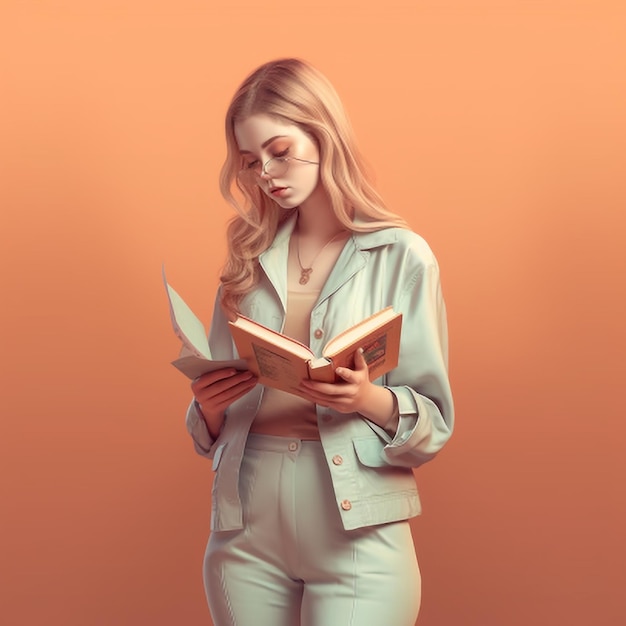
[317,228,399,306]
[258,215,400,312]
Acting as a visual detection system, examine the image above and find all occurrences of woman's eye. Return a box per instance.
[273,148,289,158]
[245,159,259,169]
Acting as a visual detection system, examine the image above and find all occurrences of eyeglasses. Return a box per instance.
[238,156,319,183]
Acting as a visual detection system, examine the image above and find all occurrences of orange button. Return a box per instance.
[340,499,352,511]
[332,455,343,466]
[314,328,324,339]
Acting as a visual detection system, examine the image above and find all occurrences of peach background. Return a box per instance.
[1,1,625,625]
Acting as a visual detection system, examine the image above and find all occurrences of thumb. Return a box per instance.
[335,365,355,382]
[336,349,368,382]
[354,347,369,372]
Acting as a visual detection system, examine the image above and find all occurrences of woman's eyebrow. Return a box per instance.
[239,135,288,154]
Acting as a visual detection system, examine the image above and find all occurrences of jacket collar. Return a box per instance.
[258,212,400,311]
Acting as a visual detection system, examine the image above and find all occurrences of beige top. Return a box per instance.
[250,289,320,439]
[249,230,350,440]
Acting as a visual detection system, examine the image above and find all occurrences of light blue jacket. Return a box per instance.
[186,214,454,531]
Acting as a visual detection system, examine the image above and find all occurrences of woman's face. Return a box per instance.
[234,114,321,210]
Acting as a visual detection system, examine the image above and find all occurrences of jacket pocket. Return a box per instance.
[352,436,388,468]
[211,442,228,472]
[351,436,417,508]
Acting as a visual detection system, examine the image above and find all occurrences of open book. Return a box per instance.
[228,307,402,395]
[163,271,246,379]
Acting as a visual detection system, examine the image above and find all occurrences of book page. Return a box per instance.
[322,307,397,356]
[171,354,247,379]
[163,269,248,379]
[163,270,211,359]
[229,315,315,361]
[252,344,303,387]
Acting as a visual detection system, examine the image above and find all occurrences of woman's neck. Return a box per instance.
[295,185,346,240]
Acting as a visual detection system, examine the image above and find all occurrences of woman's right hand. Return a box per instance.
[191,368,257,438]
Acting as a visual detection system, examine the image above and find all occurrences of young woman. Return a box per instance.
[186,58,454,626]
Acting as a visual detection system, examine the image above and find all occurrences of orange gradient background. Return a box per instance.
[1,2,625,625]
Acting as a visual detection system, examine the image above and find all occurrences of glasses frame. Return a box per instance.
[238,156,319,183]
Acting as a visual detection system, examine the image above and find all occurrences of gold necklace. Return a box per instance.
[295,230,344,285]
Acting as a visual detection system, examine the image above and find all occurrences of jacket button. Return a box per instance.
[314,328,324,339]
[332,455,343,465]
[340,499,352,511]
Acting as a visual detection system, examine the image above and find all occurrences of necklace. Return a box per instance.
[295,230,345,285]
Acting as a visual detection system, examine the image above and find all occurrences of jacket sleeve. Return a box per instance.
[184,287,235,460]
[379,247,454,468]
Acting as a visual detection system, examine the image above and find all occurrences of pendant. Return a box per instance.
[299,268,313,285]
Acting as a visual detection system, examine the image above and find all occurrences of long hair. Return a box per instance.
[219,58,409,315]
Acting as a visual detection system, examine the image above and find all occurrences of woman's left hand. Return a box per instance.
[298,348,394,425]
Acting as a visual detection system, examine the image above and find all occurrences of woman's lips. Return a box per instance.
[270,187,288,197]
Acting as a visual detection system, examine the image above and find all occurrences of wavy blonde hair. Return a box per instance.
[219,57,409,315]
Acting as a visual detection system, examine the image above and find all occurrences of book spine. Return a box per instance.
[307,359,336,383]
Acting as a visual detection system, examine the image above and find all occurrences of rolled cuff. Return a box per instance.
[185,400,216,458]
[381,385,451,467]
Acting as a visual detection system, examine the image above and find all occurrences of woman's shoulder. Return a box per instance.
[355,227,438,266]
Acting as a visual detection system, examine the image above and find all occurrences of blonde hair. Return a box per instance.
[219,57,409,314]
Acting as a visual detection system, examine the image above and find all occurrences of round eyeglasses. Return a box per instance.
[238,156,319,184]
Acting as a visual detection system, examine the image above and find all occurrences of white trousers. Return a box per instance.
[204,434,421,626]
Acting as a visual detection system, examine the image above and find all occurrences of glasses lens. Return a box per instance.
[265,157,288,178]
[238,157,290,184]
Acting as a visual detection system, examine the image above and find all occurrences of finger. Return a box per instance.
[191,368,239,392]
[199,369,253,390]
[199,375,258,412]
[215,380,257,408]
[354,348,369,372]
[195,371,256,401]
[300,385,355,407]
[300,380,349,397]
